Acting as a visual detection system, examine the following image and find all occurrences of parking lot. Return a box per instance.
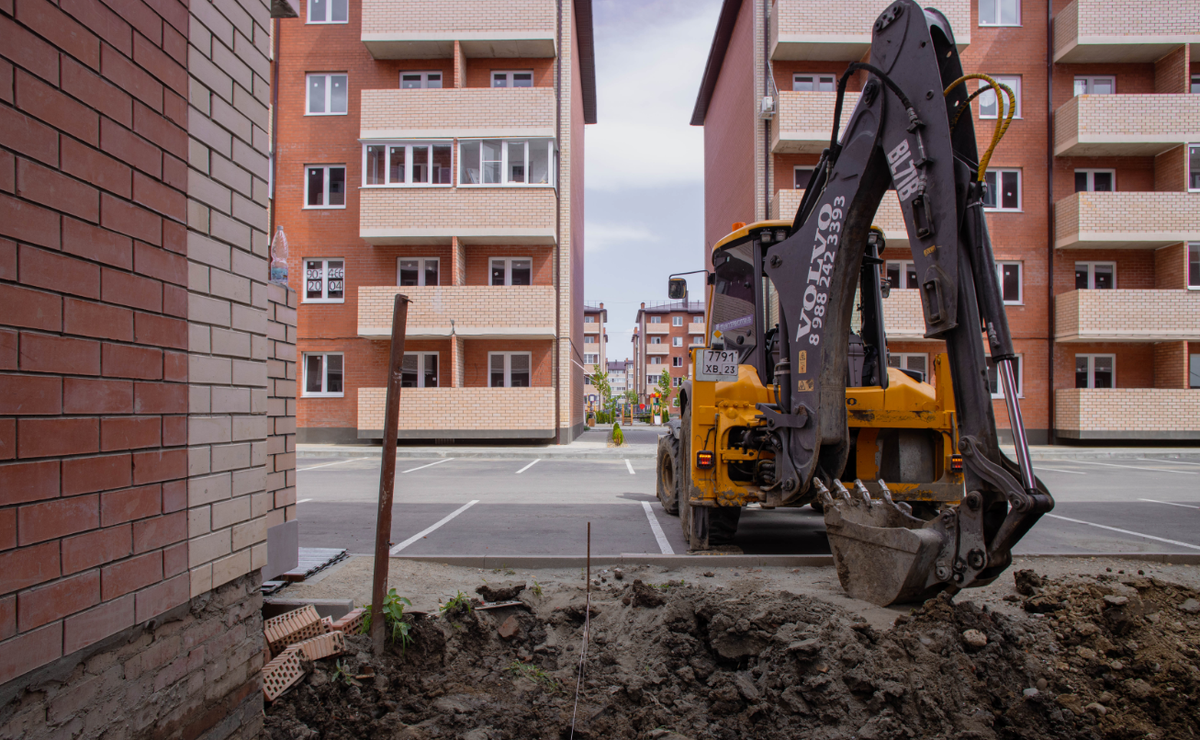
[294,450,1200,558]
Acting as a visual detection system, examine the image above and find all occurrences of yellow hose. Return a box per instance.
[944,73,1016,181]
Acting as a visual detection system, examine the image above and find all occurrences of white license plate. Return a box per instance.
[696,350,740,381]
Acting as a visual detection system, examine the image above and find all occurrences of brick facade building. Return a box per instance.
[693,0,1200,443]
[633,300,707,407]
[274,0,597,444]
[582,301,606,404]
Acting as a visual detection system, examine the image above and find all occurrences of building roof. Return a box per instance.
[606,360,627,372]
[636,300,706,317]
[575,0,598,124]
[690,0,743,126]
[583,302,607,320]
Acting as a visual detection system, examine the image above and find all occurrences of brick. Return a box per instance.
[134,572,187,623]
[16,70,99,147]
[63,592,134,654]
[61,137,133,200]
[0,541,60,593]
[134,239,187,285]
[0,374,62,415]
[0,192,60,249]
[99,118,160,178]
[17,570,101,632]
[101,268,163,312]
[0,330,12,371]
[20,245,101,299]
[162,542,186,576]
[18,493,99,544]
[0,284,60,331]
[0,459,59,505]
[133,381,186,414]
[163,153,187,193]
[102,0,162,46]
[0,595,11,639]
[19,333,100,376]
[62,378,133,416]
[133,100,188,161]
[101,342,162,379]
[62,525,131,574]
[0,15,59,84]
[162,218,185,255]
[0,150,12,194]
[101,550,161,599]
[101,416,161,451]
[162,23,186,65]
[100,43,162,113]
[100,483,161,526]
[0,105,57,167]
[15,0,101,70]
[61,0,132,57]
[0,420,13,461]
[63,299,135,344]
[63,453,133,497]
[0,58,11,105]
[163,351,187,382]
[132,448,186,484]
[161,415,186,447]
[132,511,185,552]
[0,509,12,550]
[101,193,162,245]
[163,284,187,318]
[16,157,100,222]
[133,32,186,96]
[134,312,188,350]
[0,622,62,686]
[63,218,134,270]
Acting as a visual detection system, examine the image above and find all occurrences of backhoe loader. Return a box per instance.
[656,0,1053,606]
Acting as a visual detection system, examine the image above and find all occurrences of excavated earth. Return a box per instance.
[265,569,1200,740]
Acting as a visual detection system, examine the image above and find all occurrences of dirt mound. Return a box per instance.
[265,571,1200,740]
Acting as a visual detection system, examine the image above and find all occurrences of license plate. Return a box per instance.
[695,349,740,381]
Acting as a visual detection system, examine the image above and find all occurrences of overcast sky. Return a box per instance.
[584,0,722,362]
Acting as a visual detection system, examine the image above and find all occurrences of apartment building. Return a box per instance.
[608,358,631,397]
[692,0,1200,442]
[633,301,708,406]
[276,0,597,443]
[583,302,607,402]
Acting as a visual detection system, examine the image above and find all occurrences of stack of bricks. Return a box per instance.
[266,283,297,540]
[261,604,348,701]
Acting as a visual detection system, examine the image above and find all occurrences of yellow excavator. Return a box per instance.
[656,0,1052,606]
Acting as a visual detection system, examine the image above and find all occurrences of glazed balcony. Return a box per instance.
[1054,94,1200,157]
[360,88,556,141]
[357,286,555,339]
[360,187,557,245]
[1053,192,1200,250]
[769,0,969,61]
[361,0,556,59]
[1053,0,1200,63]
[1055,389,1200,441]
[357,387,556,439]
[1054,289,1200,342]
[772,189,910,247]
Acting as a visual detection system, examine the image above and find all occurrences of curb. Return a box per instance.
[389,552,1200,568]
[297,445,659,461]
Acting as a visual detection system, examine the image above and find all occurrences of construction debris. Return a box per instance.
[261,604,350,702]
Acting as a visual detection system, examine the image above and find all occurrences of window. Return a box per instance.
[584,353,599,364]
[489,352,531,387]
[672,316,683,326]
[690,335,705,346]
[647,375,658,385]
[650,316,661,324]
[672,356,683,367]
[307,0,347,23]
[400,71,442,89]
[306,73,347,115]
[650,357,662,364]
[794,167,815,190]
[363,142,452,186]
[1075,354,1115,389]
[584,335,596,344]
[979,75,1020,119]
[584,316,595,323]
[304,259,344,302]
[979,0,1019,26]
[305,165,346,208]
[888,353,928,377]
[996,262,1022,304]
[1190,145,1200,191]
[1190,244,1200,288]
[1074,76,1114,96]
[886,260,919,289]
[459,139,555,186]
[672,337,683,347]
[982,169,1021,210]
[397,257,438,287]
[1193,76,1200,95]
[492,71,534,88]
[986,355,1022,399]
[303,353,343,397]
[793,74,834,92]
[1191,354,1200,388]
[650,337,662,344]
[490,257,532,286]
[402,353,438,388]
[673,377,684,387]
[1074,169,1114,193]
[1075,262,1115,290]
[693,315,703,324]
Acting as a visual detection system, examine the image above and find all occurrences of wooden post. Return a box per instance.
[371,294,410,655]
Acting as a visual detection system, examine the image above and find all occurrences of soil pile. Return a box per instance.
[265,570,1200,740]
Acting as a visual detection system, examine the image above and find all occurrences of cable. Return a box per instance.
[829,62,919,154]
[943,73,1016,181]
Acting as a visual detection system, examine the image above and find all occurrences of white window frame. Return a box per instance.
[491,70,535,88]
[978,0,1020,27]
[583,335,597,344]
[995,261,1022,305]
[647,375,658,385]
[672,377,684,387]
[396,257,439,287]
[690,334,705,347]
[1074,76,1115,96]
[402,352,439,388]
[458,138,556,187]
[306,0,347,23]
[649,316,662,324]
[1075,261,1116,290]
[303,258,345,303]
[1075,354,1116,389]
[986,355,1023,399]
[489,257,533,286]
[399,71,442,89]
[672,316,683,326]
[650,357,662,365]
[886,260,918,289]
[672,356,683,367]
[672,336,683,347]
[584,353,599,364]
[650,336,662,345]
[305,73,348,115]
[794,166,815,190]
[1189,144,1200,192]
[1189,243,1200,289]
[304,164,346,209]
[983,169,1022,211]
[302,353,344,397]
[488,352,532,388]
[979,75,1021,119]
[1074,168,1115,192]
[1193,75,1200,95]
[889,353,929,375]
[362,141,453,187]
[584,315,595,323]
[793,74,835,92]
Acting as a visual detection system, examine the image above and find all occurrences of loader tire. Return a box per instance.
[656,431,680,515]
[708,507,741,546]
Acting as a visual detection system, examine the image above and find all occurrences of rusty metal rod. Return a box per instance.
[371,294,410,655]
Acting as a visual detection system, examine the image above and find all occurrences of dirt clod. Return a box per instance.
[497,615,520,641]
[1014,568,1044,596]
[962,628,988,648]
[477,582,525,602]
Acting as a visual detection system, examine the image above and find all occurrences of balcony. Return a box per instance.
[646,345,670,356]
[1054,94,1200,157]
[645,324,669,335]
[772,189,910,247]
[1055,388,1200,440]
[1054,290,1200,342]
[583,323,600,334]
[361,88,556,140]
[769,0,969,61]
[688,322,706,335]
[880,289,929,341]
[360,187,557,245]
[361,0,556,59]
[358,387,556,439]
[773,92,857,154]
[1053,0,1200,63]
[1054,192,1200,250]
[358,286,555,339]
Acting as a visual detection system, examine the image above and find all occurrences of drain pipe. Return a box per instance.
[554,0,563,443]
[1045,1,1056,445]
[270,17,280,233]
[763,0,771,220]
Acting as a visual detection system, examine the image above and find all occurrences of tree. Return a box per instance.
[656,369,672,408]
[591,370,612,421]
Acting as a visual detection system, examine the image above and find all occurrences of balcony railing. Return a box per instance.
[1053,0,1200,64]
[360,187,557,245]
[1054,94,1200,157]
[361,88,556,140]
[1054,289,1200,342]
[645,324,670,335]
[361,0,556,59]
[358,286,555,339]
[880,289,929,341]
[770,0,969,61]
[772,189,910,247]
[1054,192,1200,250]
[646,345,670,356]
[688,322,706,335]
[1055,388,1200,440]
[773,92,857,154]
[583,323,600,334]
[358,387,556,439]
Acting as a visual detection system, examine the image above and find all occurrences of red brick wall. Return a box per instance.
[1152,341,1187,389]
[463,340,552,387]
[464,244,553,286]
[463,57,553,88]
[1154,45,1188,94]
[1154,145,1186,192]
[1,0,191,685]
[1154,243,1187,289]
[1053,342,1155,389]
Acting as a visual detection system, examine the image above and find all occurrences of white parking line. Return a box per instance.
[389,500,480,555]
[625,459,635,475]
[1138,498,1200,510]
[1045,514,1200,551]
[641,501,674,555]
[401,459,454,474]
[1034,466,1087,475]
[297,498,312,504]
[1136,458,1200,467]
[1074,461,1197,475]
[515,459,540,474]
[297,458,366,472]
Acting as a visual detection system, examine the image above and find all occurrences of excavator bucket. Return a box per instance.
[819,481,949,606]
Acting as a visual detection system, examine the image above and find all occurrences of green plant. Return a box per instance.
[506,660,561,692]
[362,588,414,651]
[330,659,360,686]
[440,591,473,614]
[611,422,624,446]
[531,580,543,598]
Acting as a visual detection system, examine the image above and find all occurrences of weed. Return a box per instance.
[362,588,414,652]
[330,659,360,686]
[491,567,517,576]
[652,579,687,592]
[440,591,473,614]
[506,660,561,693]
[531,580,543,598]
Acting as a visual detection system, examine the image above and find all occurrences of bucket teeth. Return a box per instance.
[813,478,835,507]
[852,479,873,505]
[832,480,853,504]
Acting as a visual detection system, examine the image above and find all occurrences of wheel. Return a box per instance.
[656,431,681,515]
[708,507,742,546]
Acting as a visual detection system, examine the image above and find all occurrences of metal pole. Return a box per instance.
[371,294,410,655]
